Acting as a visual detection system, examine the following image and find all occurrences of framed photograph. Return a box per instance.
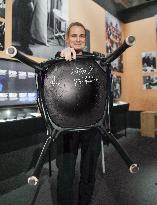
[112,75,121,99]
[0,21,4,51]
[142,51,157,72]
[143,75,157,89]
[105,11,123,72]
[0,0,5,18]
[12,0,69,59]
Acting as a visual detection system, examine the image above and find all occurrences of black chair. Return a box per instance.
[6,36,139,186]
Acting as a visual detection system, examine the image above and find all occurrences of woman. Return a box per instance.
[56,22,101,205]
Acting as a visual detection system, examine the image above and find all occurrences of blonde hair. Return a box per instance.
[66,22,86,37]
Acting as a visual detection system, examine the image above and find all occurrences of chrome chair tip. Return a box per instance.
[6,46,17,58]
[129,164,139,174]
[28,176,39,186]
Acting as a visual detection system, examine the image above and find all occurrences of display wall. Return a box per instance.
[0,0,157,111]
[69,0,157,112]
[123,17,157,111]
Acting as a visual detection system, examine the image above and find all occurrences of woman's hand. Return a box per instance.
[60,47,76,61]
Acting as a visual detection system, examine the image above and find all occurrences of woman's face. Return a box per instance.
[66,26,86,52]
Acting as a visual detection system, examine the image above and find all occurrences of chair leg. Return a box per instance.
[48,129,60,177]
[101,138,105,174]
[48,146,52,177]
[99,125,139,173]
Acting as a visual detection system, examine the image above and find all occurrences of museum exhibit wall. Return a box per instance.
[1,0,156,111]
[69,0,157,112]
[123,17,157,111]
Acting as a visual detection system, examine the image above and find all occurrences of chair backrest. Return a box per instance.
[43,58,107,129]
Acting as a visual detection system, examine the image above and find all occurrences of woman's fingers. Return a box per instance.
[60,47,76,61]
[71,48,76,60]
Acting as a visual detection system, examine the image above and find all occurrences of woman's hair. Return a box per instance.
[66,22,86,37]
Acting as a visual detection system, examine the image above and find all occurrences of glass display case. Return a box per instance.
[0,106,40,123]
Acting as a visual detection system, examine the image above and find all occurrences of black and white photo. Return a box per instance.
[142,51,157,72]
[105,11,123,72]
[12,0,69,59]
[0,0,5,18]
[143,75,157,89]
[0,21,5,51]
[112,75,121,100]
